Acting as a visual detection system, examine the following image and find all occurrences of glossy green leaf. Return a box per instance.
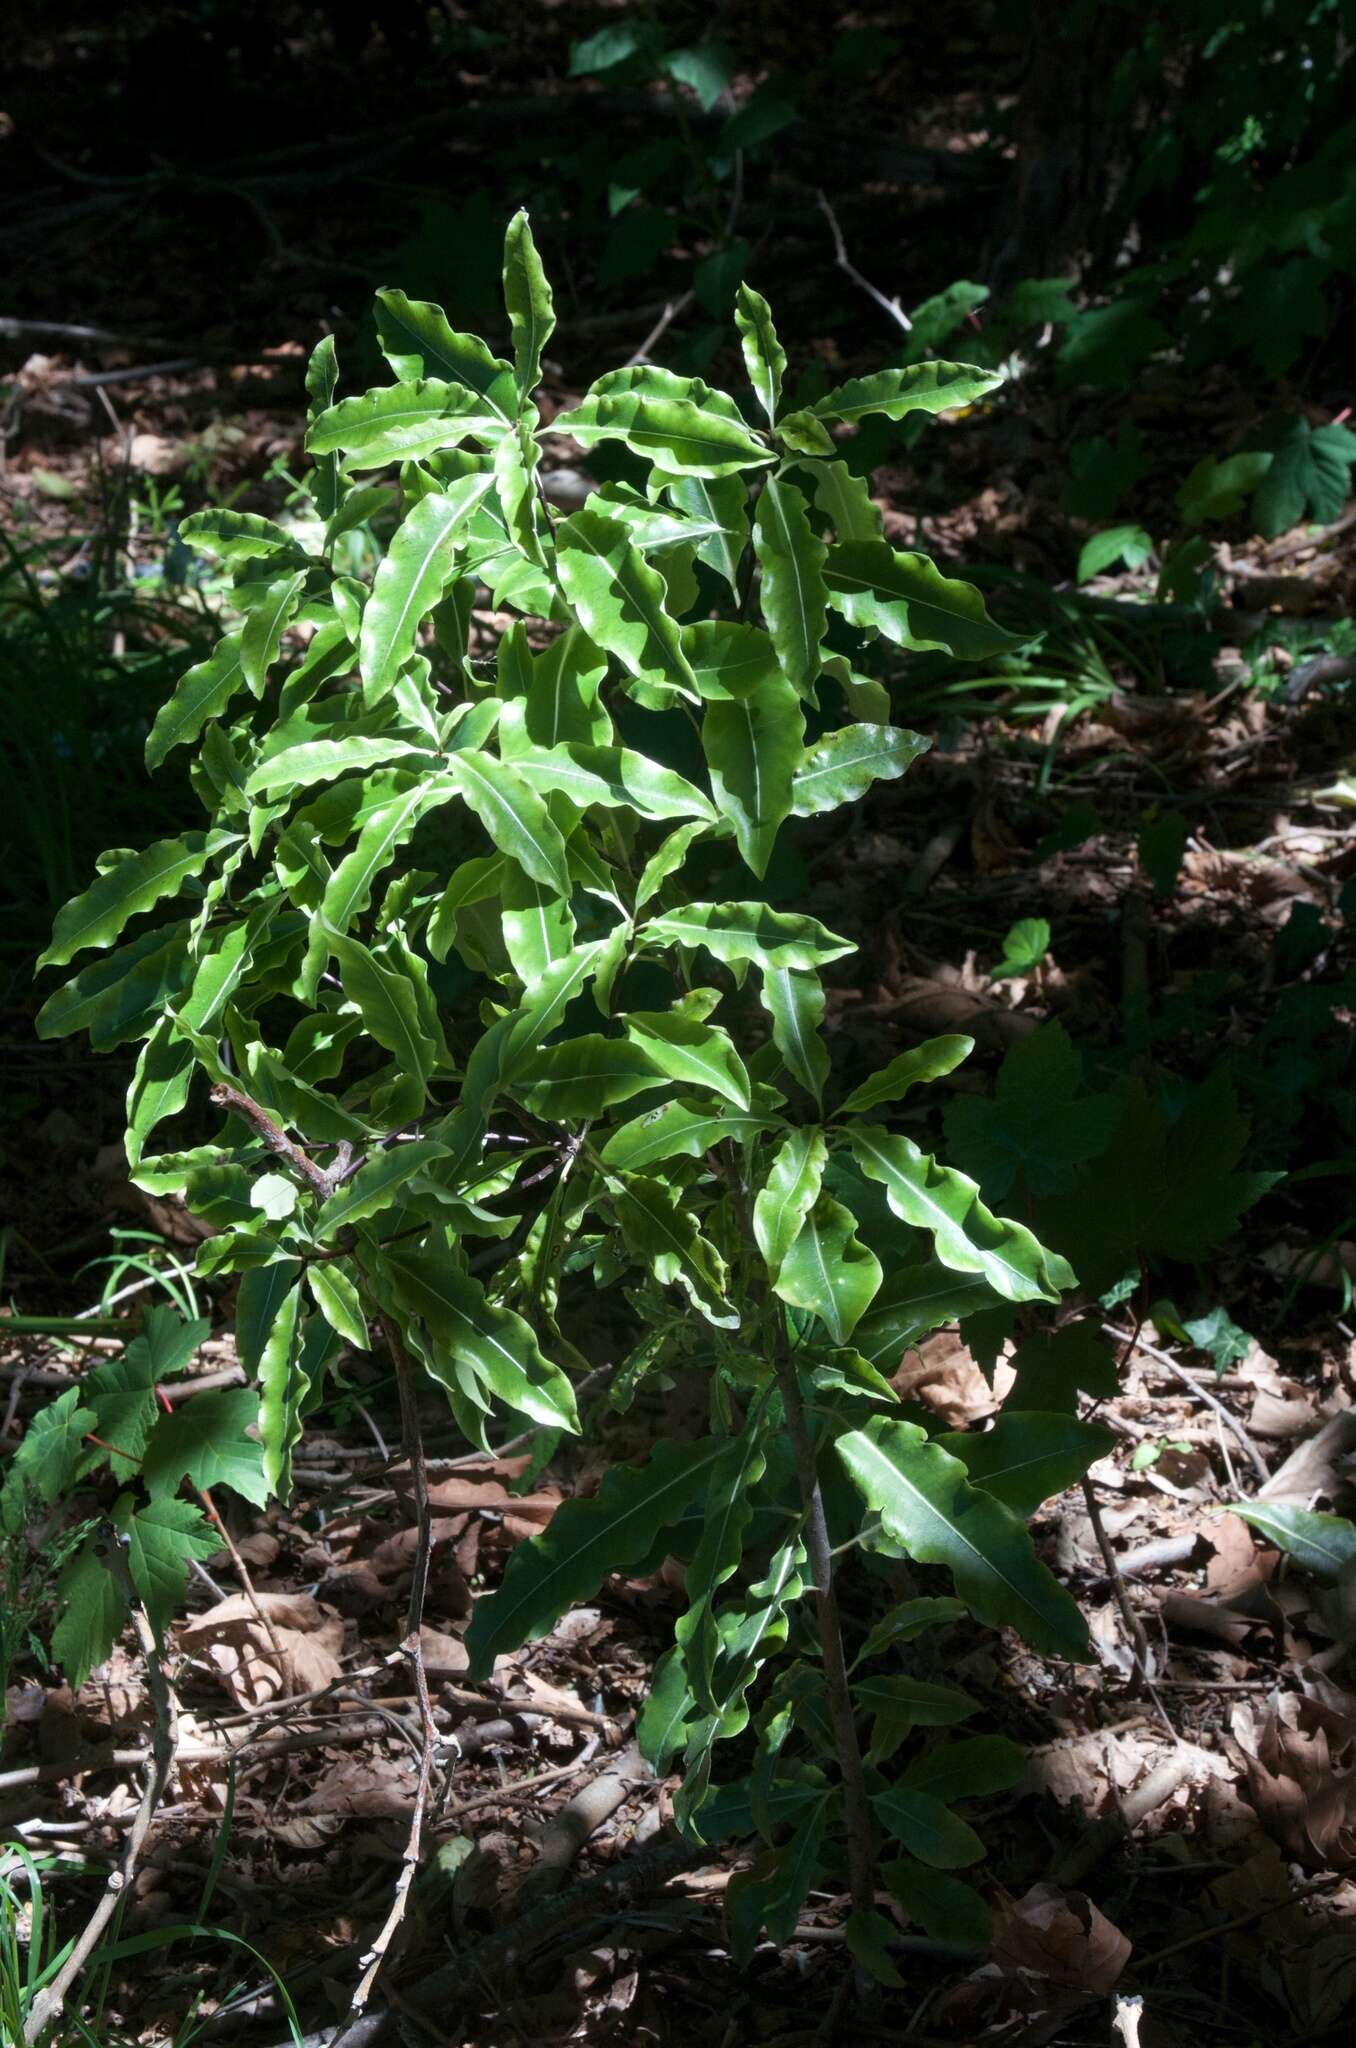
[853,1674,977,1726]
[553,390,773,478]
[759,964,831,1105]
[900,1733,1027,1803]
[330,933,439,1088]
[625,1010,751,1110]
[825,543,1022,659]
[500,867,575,986]
[683,620,782,700]
[881,1860,990,1948]
[446,749,572,895]
[305,379,502,468]
[660,474,749,591]
[556,510,698,703]
[41,830,238,969]
[643,901,853,971]
[808,459,883,542]
[1233,1503,1356,1581]
[313,1139,451,1240]
[373,289,517,420]
[702,669,804,877]
[502,209,555,396]
[847,1124,1073,1303]
[837,1415,1089,1660]
[307,1259,369,1350]
[734,282,786,422]
[146,635,247,769]
[514,1033,667,1120]
[359,476,495,702]
[610,1171,736,1327]
[179,508,310,567]
[753,1128,827,1272]
[839,1035,973,1116]
[240,572,305,694]
[36,923,193,1051]
[856,1596,967,1662]
[753,475,827,696]
[600,1102,779,1172]
[142,1388,269,1508]
[378,1249,578,1432]
[465,1436,732,1676]
[511,741,716,822]
[773,1193,881,1343]
[813,361,1002,425]
[790,722,930,817]
[937,1413,1114,1517]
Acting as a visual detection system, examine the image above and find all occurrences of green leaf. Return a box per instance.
[990,916,1050,982]
[511,741,716,822]
[465,1436,732,1675]
[852,1262,1006,1373]
[502,210,555,397]
[661,475,749,592]
[1138,810,1188,898]
[555,510,698,704]
[179,508,310,567]
[305,379,502,468]
[36,923,193,1051]
[118,1495,223,1648]
[553,390,773,479]
[446,750,572,895]
[307,1259,370,1350]
[942,1022,1121,1204]
[359,477,494,702]
[683,620,782,700]
[853,1673,976,1726]
[753,476,827,696]
[313,1139,451,1239]
[753,1127,827,1272]
[142,1389,269,1507]
[41,830,238,969]
[759,965,830,1105]
[726,1798,832,1958]
[807,459,883,542]
[813,361,1001,425]
[329,933,439,1088]
[247,733,429,800]
[937,1413,1114,1517]
[900,1733,1026,1803]
[11,1388,94,1503]
[734,283,786,423]
[250,1172,298,1221]
[857,1596,967,1662]
[1233,1504,1356,1581]
[789,722,930,817]
[610,1172,736,1327]
[146,635,247,769]
[845,1911,905,1989]
[675,1422,768,1708]
[643,901,853,971]
[702,667,804,878]
[372,289,517,420]
[837,1416,1089,1660]
[839,1036,973,1116]
[1077,524,1153,583]
[515,1033,666,1120]
[847,1124,1073,1302]
[872,1785,984,1868]
[773,1193,881,1343]
[1251,417,1356,539]
[624,1010,751,1110]
[52,1540,126,1685]
[379,1250,578,1431]
[1175,451,1273,525]
[84,1308,209,1468]
[240,572,305,694]
[881,1859,990,1947]
[320,778,454,938]
[825,543,1022,659]
[501,868,575,986]
[600,1102,778,1172]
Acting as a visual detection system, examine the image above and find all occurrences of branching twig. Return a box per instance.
[23,1531,179,2044]
[816,190,913,334]
[1081,1476,1158,1706]
[209,1083,336,1201]
[1105,1324,1269,1484]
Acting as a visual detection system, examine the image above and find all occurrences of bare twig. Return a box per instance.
[1106,1324,1269,1483]
[1081,1476,1156,1701]
[23,1532,180,2044]
[209,1082,336,1201]
[626,290,696,367]
[816,190,913,334]
[1055,1746,1210,1886]
[346,1317,442,2019]
[520,1740,641,1896]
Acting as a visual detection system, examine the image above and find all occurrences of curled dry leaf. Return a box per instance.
[1232,1692,1356,1870]
[893,1329,997,1428]
[178,1591,344,1707]
[991,1883,1132,1992]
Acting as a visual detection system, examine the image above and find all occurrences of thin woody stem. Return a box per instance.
[209,1082,335,1200]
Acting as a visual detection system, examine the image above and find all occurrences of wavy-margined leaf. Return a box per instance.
[514,1033,667,1120]
[837,1415,1089,1659]
[734,283,786,422]
[179,508,312,568]
[601,1102,779,1172]
[320,778,455,937]
[373,289,518,420]
[676,1421,768,1708]
[510,740,716,822]
[465,1435,733,1676]
[847,1125,1073,1303]
[643,901,854,971]
[856,1596,968,1663]
[624,1010,751,1111]
[305,379,502,468]
[378,1249,578,1431]
[852,1262,1000,1372]
[610,1171,737,1327]
[881,1860,990,1947]
[772,1193,881,1343]
[359,476,495,702]
[702,670,804,877]
[248,733,431,801]
[839,1035,973,1117]
[313,1138,451,1240]
[146,635,247,769]
[555,510,698,704]
[659,474,749,591]
[502,209,555,396]
[41,830,239,969]
[776,409,836,456]
[127,919,256,1166]
[234,1261,305,1496]
[446,749,572,895]
[759,964,830,1105]
[825,543,1022,659]
[1233,1503,1356,1581]
[241,572,305,693]
[807,459,883,542]
[493,416,546,565]
[683,620,782,700]
[523,627,611,748]
[813,361,1002,425]
[753,476,827,696]
[36,922,193,1051]
[790,722,930,817]
[753,1128,827,1272]
[305,334,342,519]
[553,390,773,479]
[501,867,575,986]
[937,1413,1114,1518]
[330,932,441,1088]
[307,1258,369,1350]
[142,1388,269,1507]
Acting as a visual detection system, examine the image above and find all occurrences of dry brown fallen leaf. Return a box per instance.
[992,1883,1132,1992]
[892,1330,997,1427]
[178,1591,343,1707]
[1232,1692,1356,1871]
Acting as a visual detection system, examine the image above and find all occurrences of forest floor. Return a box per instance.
[4,11,1356,2047]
